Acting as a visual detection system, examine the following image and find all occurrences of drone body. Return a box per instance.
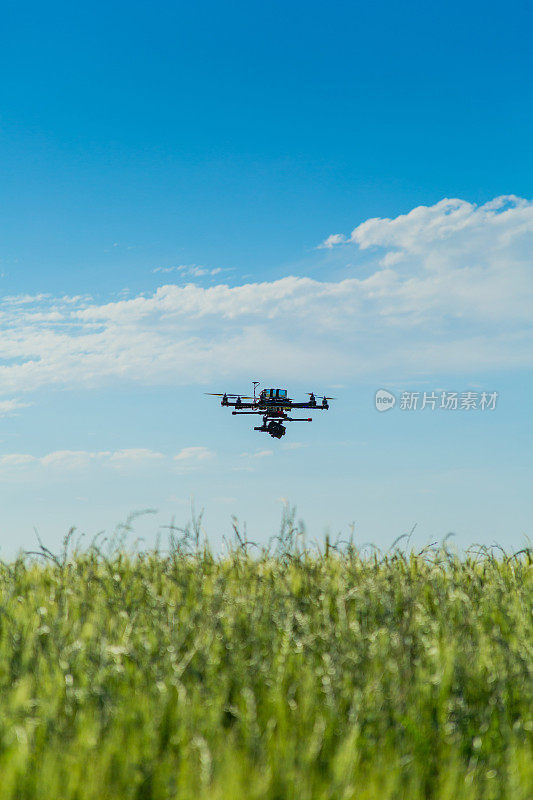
[206,382,334,439]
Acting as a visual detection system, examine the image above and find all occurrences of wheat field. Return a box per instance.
[0,516,531,800]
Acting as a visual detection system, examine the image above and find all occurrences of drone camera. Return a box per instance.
[267,420,286,439]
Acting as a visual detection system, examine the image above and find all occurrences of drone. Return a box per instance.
[206,382,334,439]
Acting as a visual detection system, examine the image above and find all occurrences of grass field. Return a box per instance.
[0,515,531,800]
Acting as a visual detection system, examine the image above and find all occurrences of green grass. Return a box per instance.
[0,516,531,799]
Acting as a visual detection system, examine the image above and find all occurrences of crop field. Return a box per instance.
[0,518,531,800]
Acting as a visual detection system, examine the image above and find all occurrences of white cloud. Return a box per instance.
[108,448,165,465]
[0,453,37,467]
[152,264,224,277]
[254,449,274,458]
[233,448,274,471]
[0,398,30,416]
[173,446,216,473]
[348,195,532,254]
[0,196,531,403]
[174,446,215,463]
[0,448,173,473]
[41,450,98,469]
[319,233,347,249]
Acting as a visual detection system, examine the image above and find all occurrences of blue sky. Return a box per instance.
[0,0,532,554]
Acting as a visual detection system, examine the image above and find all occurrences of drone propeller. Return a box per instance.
[307,393,336,400]
[204,393,254,399]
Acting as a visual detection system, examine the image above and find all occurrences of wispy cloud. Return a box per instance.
[174,446,215,465]
[239,449,274,459]
[0,448,214,473]
[152,264,224,277]
[318,233,348,249]
[0,196,531,404]
[0,398,30,416]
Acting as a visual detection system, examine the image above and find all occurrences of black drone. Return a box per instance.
[206,382,334,439]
